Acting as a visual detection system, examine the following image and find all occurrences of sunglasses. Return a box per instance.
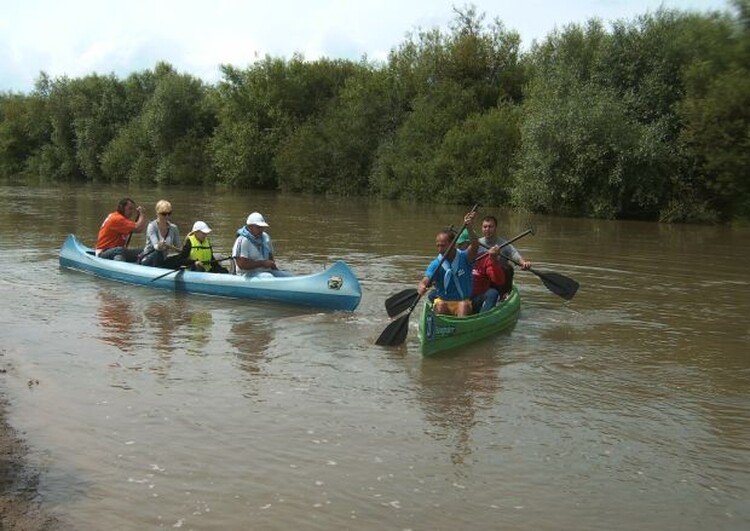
[159,212,172,216]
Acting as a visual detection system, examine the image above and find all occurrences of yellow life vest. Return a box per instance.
[188,233,213,271]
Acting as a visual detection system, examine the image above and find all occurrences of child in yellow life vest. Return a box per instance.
[164,221,228,273]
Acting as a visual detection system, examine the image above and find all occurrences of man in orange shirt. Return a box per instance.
[96,198,147,261]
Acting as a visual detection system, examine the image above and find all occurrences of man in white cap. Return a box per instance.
[232,212,290,278]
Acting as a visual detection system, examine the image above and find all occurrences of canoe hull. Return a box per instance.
[59,234,361,311]
[418,287,521,356]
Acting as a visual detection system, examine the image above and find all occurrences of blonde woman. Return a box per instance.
[140,200,181,267]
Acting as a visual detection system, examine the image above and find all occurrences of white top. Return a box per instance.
[232,232,275,276]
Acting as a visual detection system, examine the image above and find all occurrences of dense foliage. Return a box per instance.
[1,3,747,223]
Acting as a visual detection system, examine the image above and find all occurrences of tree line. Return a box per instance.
[1,3,747,223]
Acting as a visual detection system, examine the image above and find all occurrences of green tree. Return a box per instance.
[68,74,131,182]
[99,68,162,183]
[370,5,524,200]
[513,75,673,219]
[275,65,403,195]
[371,80,479,199]
[432,104,521,205]
[100,63,216,184]
[141,63,216,184]
[0,93,46,178]
[210,56,359,188]
[1,3,746,224]
[26,74,80,181]
[673,2,750,222]
[100,118,154,183]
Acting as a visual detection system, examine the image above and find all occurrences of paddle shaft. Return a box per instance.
[151,267,185,282]
[476,237,533,268]
[477,238,579,300]
[473,229,532,262]
[150,255,235,280]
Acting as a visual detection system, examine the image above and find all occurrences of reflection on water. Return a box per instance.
[227,320,274,375]
[143,296,191,355]
[185,310,213,356]
[96,290,216,353]
[96,289,140,351]
[96,289,217,381]
[410,352,504,467]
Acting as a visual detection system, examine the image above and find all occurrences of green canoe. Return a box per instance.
[418,286,521,357]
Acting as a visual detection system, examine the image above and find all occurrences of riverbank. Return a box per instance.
[0,377,59,530]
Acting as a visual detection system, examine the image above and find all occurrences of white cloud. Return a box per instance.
[0,0,731,93]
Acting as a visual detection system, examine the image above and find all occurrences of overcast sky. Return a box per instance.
[0,0,730,93]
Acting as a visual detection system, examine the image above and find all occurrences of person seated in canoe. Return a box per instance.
[416,209,478,316]
[139,200,182,267]
[232,212,292,279]
[164,221,228,273]
[455,228,508,313]
[96,197,147,261]
[479,215,532,292]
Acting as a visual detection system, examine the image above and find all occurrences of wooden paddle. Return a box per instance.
[376,205,479,347]
[384,227,534,318]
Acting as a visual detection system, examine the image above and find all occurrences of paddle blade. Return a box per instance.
[534,270,579,300]
[385,288,419,317]
[375,313,411,347]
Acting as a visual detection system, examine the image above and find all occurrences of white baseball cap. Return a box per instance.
[191,220,212,233]
[246,212,269,227]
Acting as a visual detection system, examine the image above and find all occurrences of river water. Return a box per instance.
[1,183,748,530]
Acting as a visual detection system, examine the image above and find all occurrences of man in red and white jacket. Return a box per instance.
[456,229,511,313]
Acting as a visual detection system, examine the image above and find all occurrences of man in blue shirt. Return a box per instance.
[417,209,478,316]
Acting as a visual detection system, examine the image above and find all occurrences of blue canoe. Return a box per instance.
[59,234,362,311]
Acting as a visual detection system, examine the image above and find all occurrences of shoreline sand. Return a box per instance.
[1,367,59,530]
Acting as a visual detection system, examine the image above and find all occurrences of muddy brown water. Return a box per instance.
[1,184,748,530]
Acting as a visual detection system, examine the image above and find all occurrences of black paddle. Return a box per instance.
[150,256,235,281]
[507,255,579,300]
[384,227,534,318]
[384,288,423,318]
[151,266,186,282]
[474,241,579,300]
[376,205,479,347]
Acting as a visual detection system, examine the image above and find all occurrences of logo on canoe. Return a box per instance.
[328,276,343,290]
[425,313,455,339]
